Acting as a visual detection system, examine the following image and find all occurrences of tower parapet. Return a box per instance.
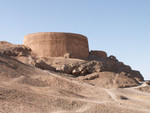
[23,32,89,59]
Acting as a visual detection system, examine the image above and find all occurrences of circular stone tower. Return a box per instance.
[23,32,89,59]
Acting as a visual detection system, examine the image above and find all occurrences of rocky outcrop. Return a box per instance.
[78,72,140,88]
[136,86,150,93]
[0,40,144,88]
[108,55,118,61]
[32,59,55,71]
[53,59,143,81]
[0,55,47,78]
[0,41,31,57]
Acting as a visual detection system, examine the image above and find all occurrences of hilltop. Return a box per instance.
[0,36,150,113]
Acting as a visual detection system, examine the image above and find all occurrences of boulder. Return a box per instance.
[56,64,74,74]
[34,59,55,71]
[108,55,118,61]
[64,53,71,58]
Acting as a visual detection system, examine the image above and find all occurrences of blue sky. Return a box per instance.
[0,0,150,80]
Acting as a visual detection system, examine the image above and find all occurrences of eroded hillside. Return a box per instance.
[0,41,150,113]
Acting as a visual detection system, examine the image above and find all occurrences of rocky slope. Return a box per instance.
[0,41,144,88]
[0,41,149,113]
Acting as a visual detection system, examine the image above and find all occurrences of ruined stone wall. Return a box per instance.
[89,50,107,59]
[23,32,89,59]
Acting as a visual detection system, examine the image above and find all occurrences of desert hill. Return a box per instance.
[0,40,150,113]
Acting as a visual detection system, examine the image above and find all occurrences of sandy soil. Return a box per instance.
[0,55,150,113]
